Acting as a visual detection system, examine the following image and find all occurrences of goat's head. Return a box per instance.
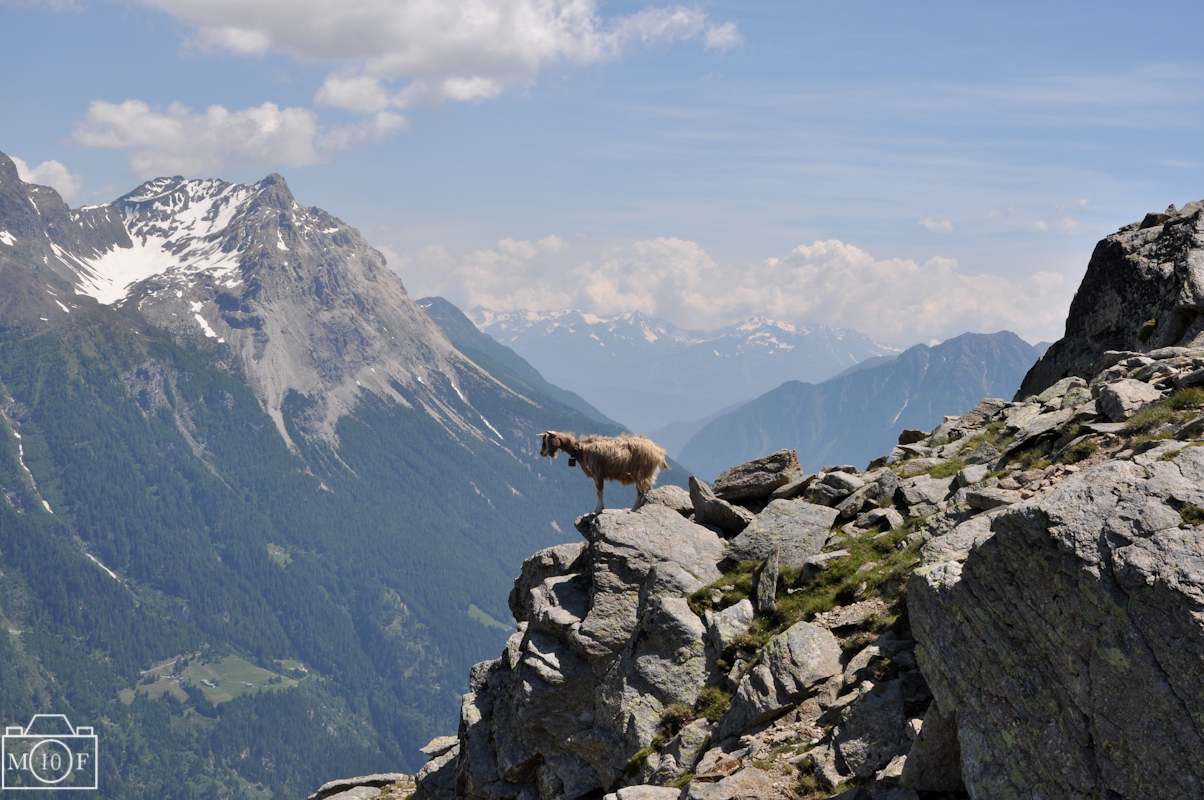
[539,431,576,458]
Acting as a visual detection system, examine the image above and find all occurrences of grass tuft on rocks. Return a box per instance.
[1179,504,1204,527]
[1126,389,1204,435]
[956,421,1009,455]
[1008,447,1052,471]
[625,747,655,777]
[923,458,967,479]
[694,686,732,723]
[1125,403,1180,434]
[1059,438,1098,464]
[1167,387,1204,411]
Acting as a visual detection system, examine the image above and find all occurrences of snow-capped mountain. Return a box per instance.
[3,163,501,448]
[470,307,898,432]
[0,150,678,795]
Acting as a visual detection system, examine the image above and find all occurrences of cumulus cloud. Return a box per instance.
[12,156,84,200]
[139,0,740,108]
[399,236,1071,345]
[918,217,953,232]
[72,99,405,177]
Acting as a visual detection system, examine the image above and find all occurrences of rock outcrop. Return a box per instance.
[1019,199,1204,397]
[396,200,1204,800]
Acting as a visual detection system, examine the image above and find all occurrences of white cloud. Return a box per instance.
[704,21,742,50]
[72,99,405,177]
[138,0,741,109]
[398,236,1072,345]
[918,217,953,232]
[12,156,83,200]
[1035,199,1089,233]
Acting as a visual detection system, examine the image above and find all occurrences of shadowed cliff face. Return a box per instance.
[1019,200,1204,399]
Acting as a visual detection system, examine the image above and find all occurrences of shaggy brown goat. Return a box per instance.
[539,431,669,513]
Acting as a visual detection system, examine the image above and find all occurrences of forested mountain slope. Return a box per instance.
[0,152,623,800]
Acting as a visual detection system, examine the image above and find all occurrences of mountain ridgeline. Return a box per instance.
[470,308,898,432]
[678,331,1044,479]
[0,152,657,799]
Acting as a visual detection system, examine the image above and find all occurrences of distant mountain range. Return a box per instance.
[469,308,899,431]
[678,331,1044,478]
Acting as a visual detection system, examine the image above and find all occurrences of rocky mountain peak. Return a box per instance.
[1020,199,1204,397]
[0,155,510,450]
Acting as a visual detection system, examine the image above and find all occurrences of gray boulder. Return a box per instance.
[899,703,964,793]
[1098,378,1162,422]
[706,599,753,654]
[310,774,413,800]
[689,476,754,536]
[413,743,459,800]
[963,487,1022,511]
[769,473,816,500]
[719,620,842,737]
[711,449,803,501]
[753,548,778,614]
[955,464,988,488]
[611,787,682,800]
[509,542,586,622]
[896,476,953,518]
[833,680,905,778]
[724,499,839,568]
[576,506,724,659]
[683,767,777,800]
[644,485,693,516]
[910,447,1204,799]
[854,507,904,531]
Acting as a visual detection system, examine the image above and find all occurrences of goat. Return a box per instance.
[539,431,669,513]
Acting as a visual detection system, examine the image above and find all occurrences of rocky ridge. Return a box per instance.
[389,201,1204,800]
[0,152,510,448]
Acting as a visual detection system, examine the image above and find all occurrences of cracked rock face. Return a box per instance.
[455,506,725,800]
[910,447,1204,799]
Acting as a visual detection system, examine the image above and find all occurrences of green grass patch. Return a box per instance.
[956,421,1009,456]
[668,773,695,790]
[1167,388,1204,411]
[182,655,300,704]
[468,603,513,632]
[1008,448,1052,471]
[1125,403,1180,434]
[1180,505,1204,526]
[653,702,696,747]
[1124,389,1204,435]
[690,525,919,669]
[266,543,292,566]
[625,747,655,777]
[924,459,966,479]
[1132,432,1173,455]
[1059,438,1098,464]
[688,561,760,616]
[695,686,732,723]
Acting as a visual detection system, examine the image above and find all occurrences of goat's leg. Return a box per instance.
[594,476,605,514]
[631,491,646,511]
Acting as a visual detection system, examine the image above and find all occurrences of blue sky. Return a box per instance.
[3,0,1203,345]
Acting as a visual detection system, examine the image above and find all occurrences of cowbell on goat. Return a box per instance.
[539,431,669,513]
